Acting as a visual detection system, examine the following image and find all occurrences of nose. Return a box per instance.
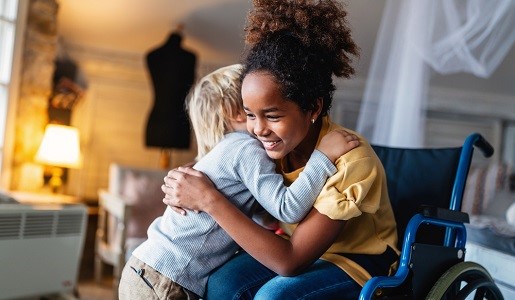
[252,118,269,137]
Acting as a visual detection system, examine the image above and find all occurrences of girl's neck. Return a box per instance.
[284,120,322,171]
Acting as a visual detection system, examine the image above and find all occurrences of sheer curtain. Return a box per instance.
[356,0,515,147]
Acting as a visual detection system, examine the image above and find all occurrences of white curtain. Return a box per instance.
[357,0,515,147]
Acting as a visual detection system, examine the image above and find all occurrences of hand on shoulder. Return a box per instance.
[317,129,360,163]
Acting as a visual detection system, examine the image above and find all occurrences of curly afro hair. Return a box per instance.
[242,0,359,115]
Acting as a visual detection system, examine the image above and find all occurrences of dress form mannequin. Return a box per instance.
[145,26,196,169]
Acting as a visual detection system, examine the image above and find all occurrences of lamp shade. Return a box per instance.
[35,124,82,169]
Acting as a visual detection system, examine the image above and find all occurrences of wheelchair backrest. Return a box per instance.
[372,145,463,248]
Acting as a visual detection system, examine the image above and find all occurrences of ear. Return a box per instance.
[228,112,247,132]
[310,97,323,122]
[233,111,246,123]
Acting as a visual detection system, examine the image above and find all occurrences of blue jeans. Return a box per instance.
[205,252,361,300]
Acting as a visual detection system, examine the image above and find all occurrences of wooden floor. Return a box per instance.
[15,276,115,300]
[69,210,117,300]
[76,277,116,300]
[75,248,117,300]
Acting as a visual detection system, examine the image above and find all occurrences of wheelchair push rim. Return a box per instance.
[426,261,504,300]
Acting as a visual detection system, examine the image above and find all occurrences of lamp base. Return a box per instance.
[48,167,64,194]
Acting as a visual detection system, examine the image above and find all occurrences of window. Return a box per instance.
[0,0,22,186]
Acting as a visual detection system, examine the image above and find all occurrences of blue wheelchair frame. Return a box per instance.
[359,133,497,299]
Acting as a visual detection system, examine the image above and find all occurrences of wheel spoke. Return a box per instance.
[425,261,503,300]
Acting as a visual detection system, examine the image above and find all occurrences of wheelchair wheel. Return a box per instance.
[426,261,503,300]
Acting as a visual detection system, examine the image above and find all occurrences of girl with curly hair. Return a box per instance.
[163,1,399,299]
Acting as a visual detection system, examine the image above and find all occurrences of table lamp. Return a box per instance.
[35,124,82,193]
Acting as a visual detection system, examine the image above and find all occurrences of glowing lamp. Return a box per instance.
[35,124,82,193]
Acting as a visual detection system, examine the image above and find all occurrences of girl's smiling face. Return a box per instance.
[242,71,316,160]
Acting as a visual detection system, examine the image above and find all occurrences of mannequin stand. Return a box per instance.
[159,149,174,170]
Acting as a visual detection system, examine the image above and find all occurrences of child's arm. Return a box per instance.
[164,130,359,223]
[235,129,359,223]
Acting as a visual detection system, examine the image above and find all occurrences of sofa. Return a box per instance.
[462,163,515,298]
[106,163,169,257]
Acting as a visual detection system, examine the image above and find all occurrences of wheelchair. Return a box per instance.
[359,133,504,300]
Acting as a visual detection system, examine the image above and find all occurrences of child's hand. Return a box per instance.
[317,129,360,163]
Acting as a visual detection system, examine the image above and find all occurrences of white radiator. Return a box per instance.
[0,203,87,299]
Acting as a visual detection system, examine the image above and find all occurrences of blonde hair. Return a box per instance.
[186,64,244,160]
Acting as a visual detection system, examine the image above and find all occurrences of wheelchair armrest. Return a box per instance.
[359,213,468,299]
[420,205,469,224]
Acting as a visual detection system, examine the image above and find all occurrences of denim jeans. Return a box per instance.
[205,252,361,300]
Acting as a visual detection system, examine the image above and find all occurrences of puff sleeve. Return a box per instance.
[313,154,384,221]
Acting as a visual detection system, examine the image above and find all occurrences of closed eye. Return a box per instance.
[266,114,282,121]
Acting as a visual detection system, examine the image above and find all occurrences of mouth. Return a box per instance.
[260,140,281,150]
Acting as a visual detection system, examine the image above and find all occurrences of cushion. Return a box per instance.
[462,167,486,215]
[108,164,168,239]
[121,170,167,238]
[462,163,511,215]
[483,190,515,219]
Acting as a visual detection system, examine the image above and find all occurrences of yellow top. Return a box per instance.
[279,117,399,286]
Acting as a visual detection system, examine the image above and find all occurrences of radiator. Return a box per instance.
[0,203,87,299]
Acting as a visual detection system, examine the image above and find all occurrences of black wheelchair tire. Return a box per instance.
[425,261,504,300]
